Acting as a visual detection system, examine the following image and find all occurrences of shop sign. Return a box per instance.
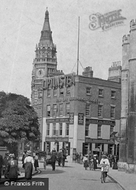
[46,117,69,124]
[86,119,115,126]
[46,137,69,142]
[69,112,74,124]
[56,97,99,104]
[43,74,75,89]
[78,113,84,125]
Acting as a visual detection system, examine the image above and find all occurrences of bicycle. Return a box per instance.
[100,163,109,183]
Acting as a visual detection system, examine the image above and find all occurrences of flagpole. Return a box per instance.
[77,16,80,76]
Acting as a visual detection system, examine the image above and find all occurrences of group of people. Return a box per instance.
[83,152,98,170]
[0,153,19,181]
[46,149,67,171]
[0,150,40,181]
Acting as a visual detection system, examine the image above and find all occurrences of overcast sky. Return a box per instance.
[0,0,136,99]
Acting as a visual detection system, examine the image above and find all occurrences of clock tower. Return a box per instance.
[31,8,58,147]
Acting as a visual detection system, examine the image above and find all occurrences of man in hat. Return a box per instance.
[24,150,34,179]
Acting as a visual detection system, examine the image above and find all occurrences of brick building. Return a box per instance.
[41,65,121,159]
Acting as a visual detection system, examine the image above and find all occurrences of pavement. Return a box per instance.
[108,168,136,190]
[1,161,136,190]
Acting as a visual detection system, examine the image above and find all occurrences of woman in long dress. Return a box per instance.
[7,154,18,180]
[24,150,34,180]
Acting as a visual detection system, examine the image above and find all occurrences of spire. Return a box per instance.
[40,8,53,45]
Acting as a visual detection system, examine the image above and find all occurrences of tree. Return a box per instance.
[0,92,40,155]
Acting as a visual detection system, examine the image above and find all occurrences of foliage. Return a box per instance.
[0,92,40,153]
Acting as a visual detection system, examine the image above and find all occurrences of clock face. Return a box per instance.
[36,69,45,78]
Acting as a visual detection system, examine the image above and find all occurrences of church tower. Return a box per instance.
[119,19,136,173]
[31,9,58,146]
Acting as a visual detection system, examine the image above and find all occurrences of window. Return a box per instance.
[59,104,63,116]
[53,123,56,136]
[66,88,70,95]
[111,90,116,99]
[59,123,62,136]
[110,106,115,118]
[47,124,50,136]
[66,123,69,136]
[110,126,114,135]
[85,125,89,136]
[98,105,103,117]
[53,89,57,96]
[85,104,90,116]
[66,103,70,116]
[98,88,104,97]
[47,89,51,97]
[47,105,51,117]
[86,87,91,95]
[52,104,57,117]
[97,125,101,138]
[60,88,64,96]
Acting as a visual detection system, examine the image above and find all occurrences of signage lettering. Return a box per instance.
[43,74,75,90]
[89,9,126,31]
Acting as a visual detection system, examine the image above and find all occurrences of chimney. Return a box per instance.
[82,66,93,78]
[108,61,122,82]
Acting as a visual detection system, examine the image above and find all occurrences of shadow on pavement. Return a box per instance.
[37,169,65,175]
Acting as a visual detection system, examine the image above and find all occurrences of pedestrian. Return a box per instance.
[88,151,93,170]
[93,155,98,170]
[57,151,62,166]
[83,155,88,170]
[24,150,34,180]
[6,154,18,181]
[22,151,26,169]
[0,154,3,180]
[100,154,110,182]
[3,153,9,179]
[61,149,66,167]
[34,153,39,171]
[51,151,57,171]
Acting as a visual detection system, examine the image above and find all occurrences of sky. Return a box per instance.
[0,0,136,100]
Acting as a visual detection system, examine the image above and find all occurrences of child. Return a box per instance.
[83,155,88,170]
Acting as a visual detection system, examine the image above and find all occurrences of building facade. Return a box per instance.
[31,9,121,159]
[41,66,121,159]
